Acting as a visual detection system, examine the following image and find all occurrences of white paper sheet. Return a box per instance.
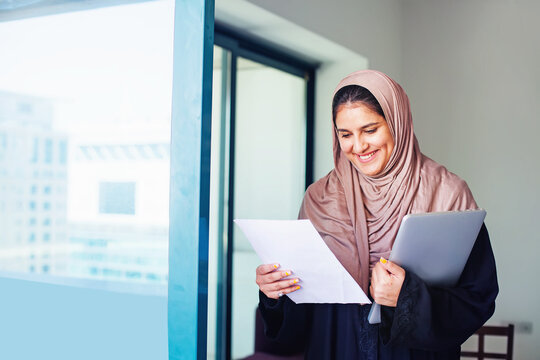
[234,219,371,304]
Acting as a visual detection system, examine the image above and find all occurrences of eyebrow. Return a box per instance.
[336,121,380,132]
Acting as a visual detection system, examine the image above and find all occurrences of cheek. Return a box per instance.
[339,139,353,154]
[377,132,394,152]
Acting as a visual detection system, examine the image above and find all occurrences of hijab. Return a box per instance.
[298,70,477,294]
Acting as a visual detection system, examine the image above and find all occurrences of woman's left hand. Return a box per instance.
[370,258,406,307]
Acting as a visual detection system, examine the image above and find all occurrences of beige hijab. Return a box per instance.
[299,70,477,292]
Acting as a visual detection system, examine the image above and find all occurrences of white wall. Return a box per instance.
[401,1,540,358]
[247,0,403,81]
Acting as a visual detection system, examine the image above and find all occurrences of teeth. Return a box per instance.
[359,151,376,160]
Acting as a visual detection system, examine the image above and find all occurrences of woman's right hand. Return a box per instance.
[256,263,301,299]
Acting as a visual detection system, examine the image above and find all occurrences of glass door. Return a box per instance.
[209,28,316,360]
[231,56,307,359]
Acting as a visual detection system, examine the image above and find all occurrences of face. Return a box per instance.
[335,103,394,177]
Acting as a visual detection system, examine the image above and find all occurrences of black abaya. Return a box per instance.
[258,224,498,359]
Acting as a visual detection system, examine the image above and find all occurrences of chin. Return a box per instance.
[357,164,382,177]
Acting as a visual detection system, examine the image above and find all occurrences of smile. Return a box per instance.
[357,150,378,163]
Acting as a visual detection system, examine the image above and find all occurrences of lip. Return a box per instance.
[356,149,378,163]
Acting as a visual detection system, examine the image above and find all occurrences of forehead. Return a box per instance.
[335,103,384,127]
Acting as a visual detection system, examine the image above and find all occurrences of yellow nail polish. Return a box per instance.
[273,264,279,269]
[296,286,301,290]
[285,271,291,276]
[293,279,299,284]
[380,257,387,264]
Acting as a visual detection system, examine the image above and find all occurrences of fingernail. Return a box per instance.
[284,271,291,276]
[380,257,387,264]
[295,285,301,290]
[273,264,279,269]
[292,278,299,284]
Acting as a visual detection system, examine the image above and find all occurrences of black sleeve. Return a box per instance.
[379,223,498,351]
[258,291,311,354]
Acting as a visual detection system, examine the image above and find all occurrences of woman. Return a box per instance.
[255,70,498,359]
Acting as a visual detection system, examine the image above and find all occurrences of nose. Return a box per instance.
[353,134,368,154]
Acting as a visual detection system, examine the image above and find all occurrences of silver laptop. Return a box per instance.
[368,209,486,324]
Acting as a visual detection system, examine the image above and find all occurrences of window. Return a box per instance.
[18,102,33,114]
[0,2,173,358]
[0,133,6,159]
[31,138,39,163]
[44,139,53,164]
[59,140,67,164]
[98,182,136,215]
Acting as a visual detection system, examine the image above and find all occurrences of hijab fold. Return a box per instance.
[299,70,477,295]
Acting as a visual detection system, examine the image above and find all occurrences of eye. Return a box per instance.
[340,133,351,139]
[365,128,377,134]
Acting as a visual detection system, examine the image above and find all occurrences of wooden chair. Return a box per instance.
[461,324,514,360]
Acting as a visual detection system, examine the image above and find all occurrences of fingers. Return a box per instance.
[371,262,388,284]
[256,268,293,287]
[379,258,405,278]
[256,263,301,299]
[256,263,280,275]
[262,278,302,300]
[263,278,300,293]
[370,258,405,307]
[274,283,301,299]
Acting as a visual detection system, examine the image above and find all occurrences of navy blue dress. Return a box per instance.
[258,224,498,359]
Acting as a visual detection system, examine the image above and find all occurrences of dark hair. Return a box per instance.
[332,85,385,126]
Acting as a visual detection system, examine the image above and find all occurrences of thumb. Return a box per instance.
[379,257,404,276]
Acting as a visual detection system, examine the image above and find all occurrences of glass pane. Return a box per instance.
[0,1,173,358]
[232,57,307,359]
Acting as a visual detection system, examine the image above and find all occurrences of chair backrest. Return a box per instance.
[461,324,514,360]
